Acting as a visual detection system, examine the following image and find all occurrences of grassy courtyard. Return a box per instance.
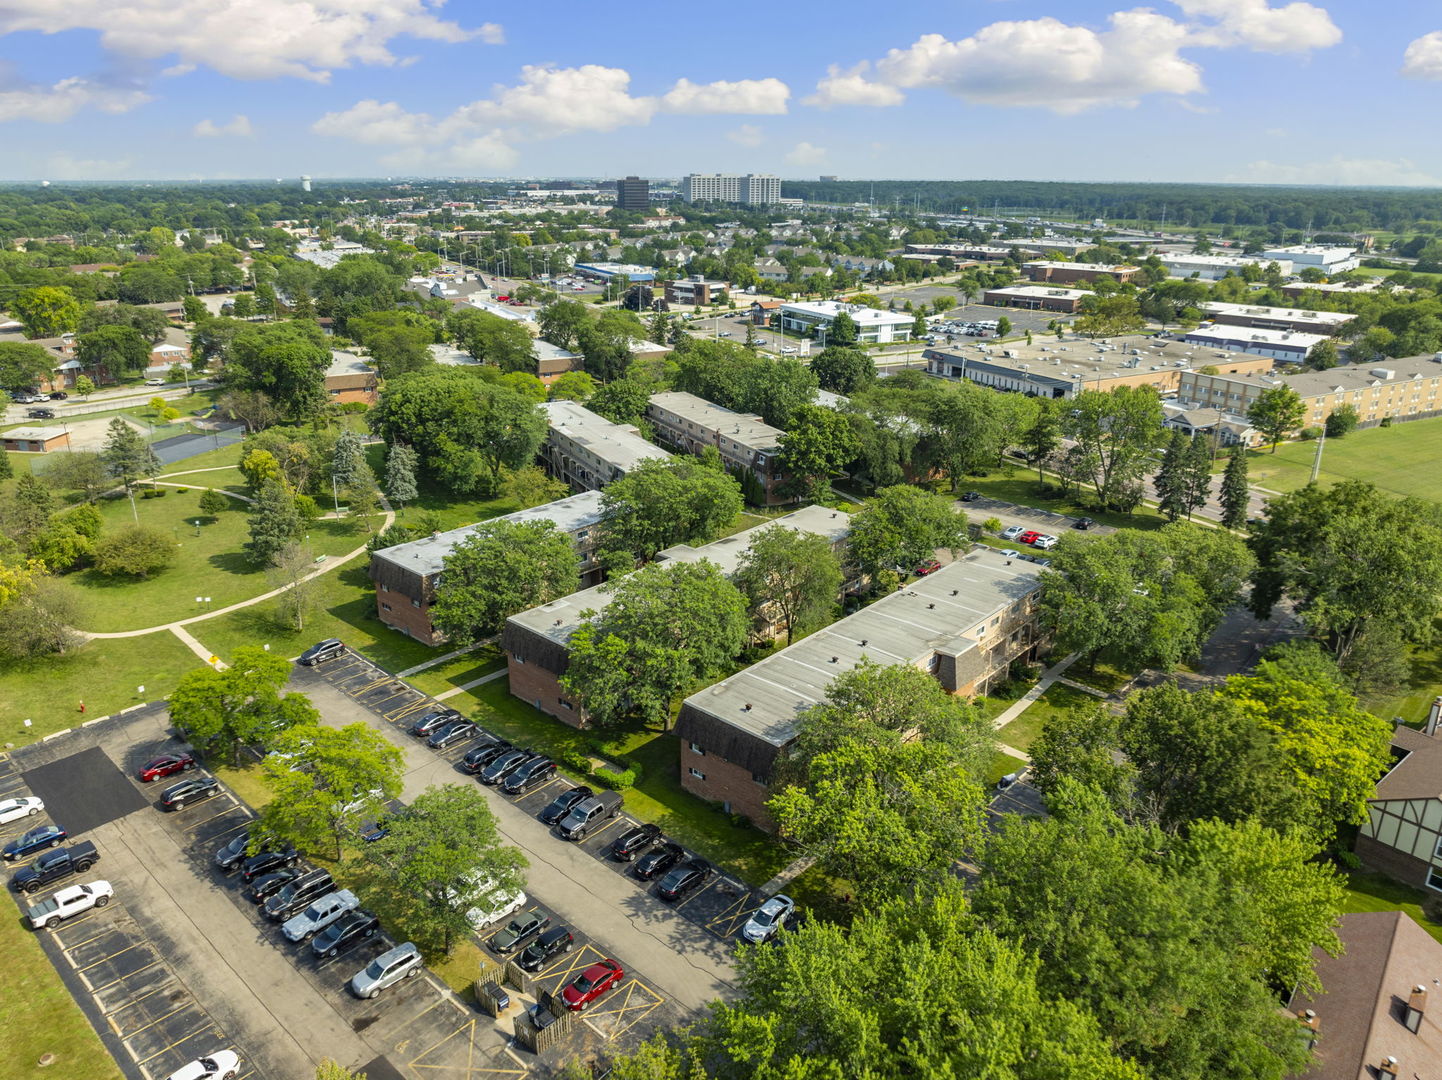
[1340,870,1442,945]
[997,683,1099,753]
[1245,415,1442,502]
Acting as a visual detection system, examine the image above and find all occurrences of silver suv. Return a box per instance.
[350,941,422,999]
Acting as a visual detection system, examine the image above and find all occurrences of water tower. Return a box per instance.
[301,175,312,192]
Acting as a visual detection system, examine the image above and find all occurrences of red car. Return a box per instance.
[1017,531,1042,546]
[561,959,624,1011]
[913,559,942,576]
[137,753,196,782]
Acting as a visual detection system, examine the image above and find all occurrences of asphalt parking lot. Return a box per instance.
[927,302,1072,337]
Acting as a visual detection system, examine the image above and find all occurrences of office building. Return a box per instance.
[1179,324,1327,363]
[905,243,1012,261]
[502,506,852,726]
[646,391,788,505]
[572,262,656,283]
[538,400,671,492]
[674,551,1044,828]
[1260,244,1360,275]
[1022,261,1141,286]
[982,285,1090,313]
[1200,301,1356,336]
[368,491,607,645]
[779,300,913,344]
[1160,253,1294,280]
[682,173,781,205]
[664,276,730,306]
[614,176,649,211]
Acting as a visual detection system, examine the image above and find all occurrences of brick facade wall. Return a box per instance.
[1356,834,1435,892]
[677,742,776,831]
[374,584,441,645]
[506,656,587,728]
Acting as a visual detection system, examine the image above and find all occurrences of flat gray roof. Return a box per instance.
[1201,301,1355,327]
[506,505,853,647]
[682,550,1042,749]
[540,400,671,474]
[534,339,580,362]
[371,490,606,579]
[1187,353,1442,398]
[647,391,784,453]
[326,351,376,378]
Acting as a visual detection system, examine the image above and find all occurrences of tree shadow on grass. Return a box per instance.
[207,549,263,576]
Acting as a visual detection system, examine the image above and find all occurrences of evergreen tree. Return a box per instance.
[1181,435,1213,520]
[101,418,161,493]
[0,450,12,481]
[1219,447,1251,530]
[648,311,670,345]
[383,443,418,512]
[10,473,54,544]
[1154,428,1188,521]
[245,479,302,566]
[330,429,369,490]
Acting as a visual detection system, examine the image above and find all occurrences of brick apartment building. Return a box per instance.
[502,506,852,726]
[368,491,608,645]
[674,551,1044,828]
[646,391,790,505]
[533,340,584,385]
[1022,261,1140,286]
[324,352,379,406]
[538,400,670,492]
[982,285,1090,313]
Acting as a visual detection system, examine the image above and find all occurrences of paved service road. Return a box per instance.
[294,672,740,1014]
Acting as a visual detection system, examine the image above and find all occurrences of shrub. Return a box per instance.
[197,488,229,515]
[593,767,636,791]
[93,524,176,578]
[1299,426,1323,441]
[1380,416,1394,428]
[1424,891,1442,925]
[561,749,591,775]
[139,487,167,499]
[341,401,370,414]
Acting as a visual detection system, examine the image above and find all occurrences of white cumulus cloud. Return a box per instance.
[726,123,765,147]
[0,76,152,122]
[659,77,789,114]
[804,63,906,108]
[1175,0,1341,52]
[1227,156,1442,187]
[192,113,252,137]
[1402,31,1442,79]
[785,141,828,166]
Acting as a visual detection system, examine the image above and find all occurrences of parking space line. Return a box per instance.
[387,698,435,722]
[111,999,192,1039]
[53,916,118,947]
[131,1014,216,1065]
[100,979,179,1018]
[582,816,625,842]
[535,943,606,989]
[186,803,248,832]
[77,941,146,973]
[88,957,163,994]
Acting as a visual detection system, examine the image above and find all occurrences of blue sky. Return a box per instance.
[1,0,1440,185]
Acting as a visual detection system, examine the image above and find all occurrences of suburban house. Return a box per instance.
[674,551,1045,829]
[646,391,789,505]
[753,258,788,282]
[501,506,853,727]
[1356,709,1442,892]
[368,490,608,645]
[324,352,379,406]
[537,400,671,492]
[1284,911,1442,1080]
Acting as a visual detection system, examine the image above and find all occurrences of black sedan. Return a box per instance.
[311,909,380,958]
[610,824,662,862]
[428,718,478,750]
[633,842,685,882]
[410,709,462,738]
[159,776,220,810]
[539,786,592,826]
[240,848,298,883]
[479,749,533,786]
[247,867,302,904]
[3,824,67,860]
[501,757,555,795]
[488,909,551,955]
[460,740,511,774]
[656,857,714,902]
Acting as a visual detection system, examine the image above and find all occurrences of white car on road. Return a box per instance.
[28,879,113,929]
[779,346,798,354]
[164,1050,240,1080]
[0,796,43,825]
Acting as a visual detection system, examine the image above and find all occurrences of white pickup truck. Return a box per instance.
[28,879,113,929]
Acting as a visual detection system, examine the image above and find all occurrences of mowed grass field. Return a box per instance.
[1246,416,1442,502]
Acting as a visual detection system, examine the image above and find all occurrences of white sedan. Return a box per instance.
[164,1050,240,1080]
[779,346,798,354]
[0,797,44,825]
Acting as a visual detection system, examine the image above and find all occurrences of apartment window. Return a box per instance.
[689,742,705,756]
[1429,866,1442,893]
[752,771,766,784]
[558,698,574,711]
[1434,833,1442,860]
[688,768,706,781]
[380,602,392,612]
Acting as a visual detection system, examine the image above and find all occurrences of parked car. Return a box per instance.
[138,753,195,782]
[214,831,256,870]
[282,889,360,942]
[633,842,685,881]
[162,1050,240,1080]
[410,708,462,738]
[558,791,623,840]
[517,925,574,972]
[479,748,534,786]
[0,797,43,825]
[999,549,1020,558]
[4,824,67,860]
[561,958,624,1011]
[779,346,798,354]
[1017,530,1041,546]
[656,857,714,902]
[1073,516,1096,530]
[539,786,592,826]
[12,842,99,893]
[502,756,556,795]
[959,491,981,502]
[913,559,942,576]
[297,639,344,666]
[460,740,512,774]
[487,909,551,955]
[1000,525,1025,541]
[28,879,113,930]
[741,894,795,944]
[10,391,39,404]
[1033,534,1058,550]
[263,868,335,921]
[311,909,380,958]
[160,776,220,810]
[350,941,422,999]
[359,815,395,843]
[428,718,478,749]
[47,391,67,400]
[239,848,298,883]
[144,378,166,386]
[246,867,302,904]
[25,407,55,419]
[462,873,526,931]
[609,823,661,862]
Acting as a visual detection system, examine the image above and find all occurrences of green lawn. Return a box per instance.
[1340,870,1442,945]
[1363,629,1442,727]
[998,684,1099,752]
[390,487,522,534]
[405,647,506,698]
[1244,416,1442,502]
[965,467,1169,531]
[156,444,243,476]
[0,898,123,1080]
[56,491,366,633]
[0,633,201,739]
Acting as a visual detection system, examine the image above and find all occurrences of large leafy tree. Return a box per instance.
[226,320,331,419]
[369,368,547,496]
[1249,479,1442,661]
[257,722,404,861]
[168,646,320,765]
[809,345,875,394]
[245,478,302,566]
[450,308,536,372]
[598,457,743,561]
[562,561,748,729]
[77,324,151,377]
[93,525,176,579]
[846,484,965,578]
[777,404,860,502]
[585,377,651,426]
[577,311,643,382]
[733,524,842,644]
[11,286,80,337]
[0,341,55,392]
[1061,385,1164,511]
[536,298,591,350]
[1247,385,1306,452]
[431,519,580,645]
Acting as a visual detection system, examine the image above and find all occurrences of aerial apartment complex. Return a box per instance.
[537,400,671,492]
[646,391,789,504]
[681,173,781,205]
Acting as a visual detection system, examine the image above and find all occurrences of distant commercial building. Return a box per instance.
[905,243,1012,261]
[572,262,656,283]
[1,427,70,453]
[995,237,1089,257]
[1160,253,1293,280]
[502,506,852,726]
[982,285,1090,313]
[614,176,649,212]
[1279,279,1384,300]
[1260,244,1360,275]
[538,400,670,492]
[1022,261,1140,286]
[1180,324,1327,363]
[646,391,788,505]
[779,300,913,344]
[682,173,781,205]
[1200,301,1356,336]
[664,275,730,306]
[674,551,1044,828]
[324,351,379,405]
[368,491,608,645]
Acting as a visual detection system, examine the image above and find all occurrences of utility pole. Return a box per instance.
[1309,425,1326,483]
